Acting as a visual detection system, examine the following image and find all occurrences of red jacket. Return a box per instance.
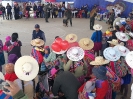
[95,80,109,99]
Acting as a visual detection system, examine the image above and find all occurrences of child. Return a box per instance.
[3,36,11,52]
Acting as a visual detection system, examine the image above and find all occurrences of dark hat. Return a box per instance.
[125,25,131,32]
[35,24,40,28]
[8,54,18,64]
[92,66,107,80]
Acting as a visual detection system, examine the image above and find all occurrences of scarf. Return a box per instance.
[4,72,18,81]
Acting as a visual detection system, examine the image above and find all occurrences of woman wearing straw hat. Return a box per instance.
[31,38,44,73]
[90,56,121,99]
[91,24,103,56]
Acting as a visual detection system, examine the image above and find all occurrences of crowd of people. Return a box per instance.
[1,3,133,99]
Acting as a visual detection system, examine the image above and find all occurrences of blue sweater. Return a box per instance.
[91,31,102,42]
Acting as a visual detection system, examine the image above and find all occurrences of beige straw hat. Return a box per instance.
[107,39,119,46]
[65,34,78,43]
[79,38,94,50]
[93,24,102,31]
[31,38,45,47]
[90,56,110,66]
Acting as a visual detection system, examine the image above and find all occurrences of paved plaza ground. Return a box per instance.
[0,17,131,99]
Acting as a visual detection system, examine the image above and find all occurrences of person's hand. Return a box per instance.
[3,80,20,96]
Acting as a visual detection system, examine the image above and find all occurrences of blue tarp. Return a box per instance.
[74,0,133,17]
[56,0,74,2]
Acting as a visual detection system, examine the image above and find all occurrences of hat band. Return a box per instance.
[70,38,74,41]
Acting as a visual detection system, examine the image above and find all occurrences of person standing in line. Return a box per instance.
[90,7,97,30]
[25,4,30,17]
[14,4,20,20]
[44,3,50,23]
[1,5,6,20]
[61,4,65,18]
[65,8,72,27]
[32,24,46,42]
[38,4,43,18]
[58,6,62,18]
[6,3,12,20]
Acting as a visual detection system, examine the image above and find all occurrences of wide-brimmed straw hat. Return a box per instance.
[31,38,45,47]
[125,51,133,69]
[79,38,94,50]
[103,47,121,61]
[90,56,110,66]
[15,56,39,81]
[93,24,102,31]
[65,34,78,43]
[107,39,119,46]
[114,45,130,56]
[67,47,84,61]
[116,32,129,42]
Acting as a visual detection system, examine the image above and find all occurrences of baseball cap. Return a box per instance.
[35,24,40,28]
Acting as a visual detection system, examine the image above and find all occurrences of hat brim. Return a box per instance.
[65,34,78,43]
[79,38,94,50]
[126,51,133,68]
[67,47,84,61]
[107,41,118,46]
[93,25,102,31]
[92,67,107,80]
[31,40,44,47]
[15,56,39,81]
[116,32,129,42]
[114,45,130,56]
[90,60,110,66]
[103,47,121,61]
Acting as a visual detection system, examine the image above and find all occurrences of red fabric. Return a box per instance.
[4,72,18,81]
[68,42,79,49]
[120,26,125,32]
[95,80,109,99]
[78,82,86,93]
[109,62,115,73]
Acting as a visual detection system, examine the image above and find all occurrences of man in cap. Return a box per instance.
[32,24,46,42]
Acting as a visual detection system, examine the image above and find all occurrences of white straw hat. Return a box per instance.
[125,51,133,69]
[114,45,130,56]
[15,56,39,81]
[93,24,102,31]
[103,47,121,61]
[116,32,129,41]
[67,47,84,61]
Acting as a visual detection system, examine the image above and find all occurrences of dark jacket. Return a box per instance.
[65,9,72,18]
[6,5,12,13]
[1,7,5,13]
[14,6,20,13]
[32,30,46,42]
[52,70,81,99]
[33,5,37,11]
